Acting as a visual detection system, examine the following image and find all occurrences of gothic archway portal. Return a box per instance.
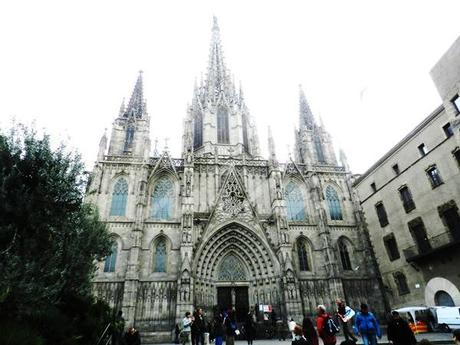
[193,223,282,321]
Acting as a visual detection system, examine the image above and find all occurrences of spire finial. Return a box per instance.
[125,72,146,119]
[268,126,277,164]
[299,85,316,130]
[213,16,219,32]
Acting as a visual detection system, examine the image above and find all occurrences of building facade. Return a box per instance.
[87,18,385,341]
[354,37,460,309]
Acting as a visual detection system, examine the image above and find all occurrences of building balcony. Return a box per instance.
[403,230,460,263]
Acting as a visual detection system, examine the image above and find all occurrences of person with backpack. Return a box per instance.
[316,305,338,345]
[224,308,238,345]
[354,303,381,345]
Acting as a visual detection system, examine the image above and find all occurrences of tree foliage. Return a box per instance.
[0,125,113,344]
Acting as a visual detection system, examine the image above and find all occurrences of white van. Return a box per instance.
[430,306,460,330]
[395,306,460,331]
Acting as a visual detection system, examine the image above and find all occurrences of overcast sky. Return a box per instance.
[1,0,459,173]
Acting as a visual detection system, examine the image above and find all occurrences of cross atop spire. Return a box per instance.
[299,85,316,130]
[123,71,147,119]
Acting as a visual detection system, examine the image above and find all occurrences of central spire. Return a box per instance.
[205,16,233,100]
[123,71,147,119]
[299,85,316,130]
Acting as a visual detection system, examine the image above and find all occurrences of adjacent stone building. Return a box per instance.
[86,18,385,341]
[354,37,460,309]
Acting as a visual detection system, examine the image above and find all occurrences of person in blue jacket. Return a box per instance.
[354,303,381,345]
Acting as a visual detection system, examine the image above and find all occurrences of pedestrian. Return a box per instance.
[453,329,460,345]
[275,316,286,341]
[112,310,126,345]
[316,305,337,345]
[291,325,308,345]
[244,309,256,345]
[224,309,238,345]
[354,303,381,345]
[288,318,297,340]
[124,326,141,345]
[387,311,416,345]
[192,308,206,345]
[175,324,181,344]
[302,315,319,345]
[213,311,225,345]
[336,298,358,343]
[181,311,194,345]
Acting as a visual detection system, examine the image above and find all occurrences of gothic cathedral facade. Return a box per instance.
[87,18,385,340]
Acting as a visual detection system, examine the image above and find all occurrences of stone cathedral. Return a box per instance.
[87,18,385,341]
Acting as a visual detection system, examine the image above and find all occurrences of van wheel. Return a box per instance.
[439,323,451,333]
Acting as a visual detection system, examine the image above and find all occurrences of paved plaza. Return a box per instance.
[151,332,454,345]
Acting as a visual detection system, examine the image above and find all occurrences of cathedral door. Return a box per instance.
[217,286,249,322]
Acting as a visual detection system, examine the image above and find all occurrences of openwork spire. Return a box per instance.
[299,85,316,130]
[123,71,147,119]
[205,16,233,101]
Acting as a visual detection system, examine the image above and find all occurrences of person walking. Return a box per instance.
[224,309,238,345]
[302,315,319,345]
[354,303,381,345]
[336,298,358,343]
[387,311,416,345]
[288,318,297,341]
[275,316,286,341]
[316,305,337,345]
[244,309,256,345]
[181,312,194,345]
[213,311,225,345]
[192,308,206,345]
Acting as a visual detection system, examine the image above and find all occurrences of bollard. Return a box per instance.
[204,332,210,345]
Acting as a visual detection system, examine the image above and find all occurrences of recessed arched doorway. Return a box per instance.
[193,223,282,321]
[435,290,455,306]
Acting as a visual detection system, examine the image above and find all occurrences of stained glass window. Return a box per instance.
[326,186,343,220]
[217,106,229,144]
[285,182,306,220]
[152,177,174,219]
[297,239,310,271]
[218,254,247,281]
[194,112,203,149]
[110,178,128,216]
[314,137,325,163]
[154,238,167,272]
[339,240,352,271]
[104,243,117,272]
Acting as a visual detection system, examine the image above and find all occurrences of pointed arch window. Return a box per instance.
[194,112,203,149]
[154,238,167,273]
[242,113,249,153]
[297,239,311,271]
[110,178,128,216]
[338,239,352,271]
[285,181,306,220]
[104,243,118,272]
[217,106,230,144]
[326,186,343,220]
[314,136,326,163]
[151,177,174,219]
[124,125,135,151]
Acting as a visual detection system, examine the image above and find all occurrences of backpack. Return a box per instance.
[324,316,340,335]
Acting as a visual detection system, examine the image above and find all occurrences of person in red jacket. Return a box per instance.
[316,305,337,345]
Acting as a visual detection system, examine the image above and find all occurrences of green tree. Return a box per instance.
[0,125,113,345]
